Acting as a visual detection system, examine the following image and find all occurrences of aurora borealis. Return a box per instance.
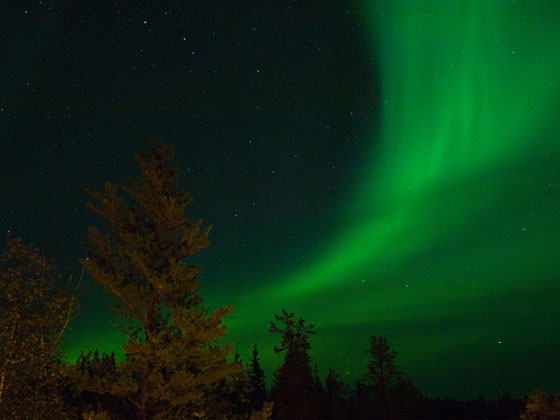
[2,0,559,399]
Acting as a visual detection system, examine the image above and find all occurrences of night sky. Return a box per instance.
[2,0,560,400]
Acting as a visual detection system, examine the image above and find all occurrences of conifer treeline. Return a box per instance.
[0,140,551,419]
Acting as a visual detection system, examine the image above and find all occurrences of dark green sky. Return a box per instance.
[1,0,559,399]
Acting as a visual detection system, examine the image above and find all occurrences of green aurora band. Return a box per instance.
[229,0,560,396]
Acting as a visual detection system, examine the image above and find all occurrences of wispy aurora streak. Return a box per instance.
[255,0,560,321]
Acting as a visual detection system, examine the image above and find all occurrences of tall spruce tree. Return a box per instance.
[247,344,267,410]
[80,140,239,420]
[270,309,317,420]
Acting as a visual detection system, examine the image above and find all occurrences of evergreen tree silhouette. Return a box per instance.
[362,336,420,420]
[350,379,372,420]
[325,368,349,420]
[312,362,328,419]
[270,309,317,420]
[247,344,267,410]
[81,140,240,420]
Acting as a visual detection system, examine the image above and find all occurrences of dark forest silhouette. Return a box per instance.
[0,141,556,419]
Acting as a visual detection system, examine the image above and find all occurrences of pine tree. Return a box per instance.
[270,309,317,420]
[365,336,399,412]
[325,368,349,420]
[362,336,420,420]
[312,362,327,419]
[0,236,78,419]
[247,344,267,411]
[80,140,240,420]
[350,380,372,420]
